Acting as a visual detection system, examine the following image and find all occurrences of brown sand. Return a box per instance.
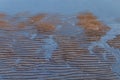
[77,12,110,41]
[0,20,11,28]
[0,13,6,18]
[29,14,46,24]
[77,12,110,31]
[36,22,55,33]
[107,35,120,49]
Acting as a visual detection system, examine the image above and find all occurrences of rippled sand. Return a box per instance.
[0,12,120,80]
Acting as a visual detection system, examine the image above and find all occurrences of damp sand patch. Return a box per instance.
[77,12,110,42]
[107,35,120,49]
[36,22,55,34]
[0,13,6,18]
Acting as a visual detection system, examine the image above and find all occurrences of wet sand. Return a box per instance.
[0,12,120,80]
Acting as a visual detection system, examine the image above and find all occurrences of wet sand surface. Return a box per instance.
[0,12,120,80]
[0,0,120,80]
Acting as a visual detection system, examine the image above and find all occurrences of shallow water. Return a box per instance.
[0,0,120,18]
[0,0,120,80]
